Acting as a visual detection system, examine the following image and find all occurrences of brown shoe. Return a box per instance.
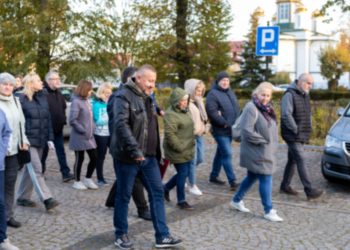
[280,186,298,196]
[307,189,325,201]
[177,201,194,211]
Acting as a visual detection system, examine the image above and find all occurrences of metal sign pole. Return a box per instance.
[265,21,270,82]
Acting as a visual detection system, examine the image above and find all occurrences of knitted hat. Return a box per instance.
[0,73,16,87]
[216,71,230,83]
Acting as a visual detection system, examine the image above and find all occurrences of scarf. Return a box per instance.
[252,94,278,127]
[193,96,208,122]
[176,105,189,113]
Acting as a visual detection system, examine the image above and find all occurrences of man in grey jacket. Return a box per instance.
[280,74,325,201]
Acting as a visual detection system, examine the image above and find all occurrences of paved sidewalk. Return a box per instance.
[6,141,350,249]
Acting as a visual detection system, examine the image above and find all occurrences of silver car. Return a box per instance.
[57,84,95,137]
[321,104,350,181]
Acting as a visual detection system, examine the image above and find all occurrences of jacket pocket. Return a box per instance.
[131,108,144,119]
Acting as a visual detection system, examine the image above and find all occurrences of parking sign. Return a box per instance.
[256,26,279,56]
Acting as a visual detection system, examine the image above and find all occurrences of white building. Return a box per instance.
[254,1,348,89]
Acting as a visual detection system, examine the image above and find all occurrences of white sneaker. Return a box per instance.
[73,181,87,190]
[229,201,250,212]
[0,238,19,250]
[189,185,203,195]
[264,209,283,222]
[83,178,98,189]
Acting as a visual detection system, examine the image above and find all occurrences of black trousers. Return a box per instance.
[105,159,149,212]
[280,141,313,194]
[74,149,98,182]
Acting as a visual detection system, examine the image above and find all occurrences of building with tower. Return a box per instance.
[253,0,348,89]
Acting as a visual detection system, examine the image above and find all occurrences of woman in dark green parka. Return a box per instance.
[163,88,195,210]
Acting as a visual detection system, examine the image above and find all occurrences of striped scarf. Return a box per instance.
[252,94,278,126]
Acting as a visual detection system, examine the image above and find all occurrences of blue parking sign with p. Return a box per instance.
[256,26,279,56]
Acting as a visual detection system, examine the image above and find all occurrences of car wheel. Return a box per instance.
[321,158,338,182]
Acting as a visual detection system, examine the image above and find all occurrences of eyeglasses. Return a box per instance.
[49,78,60,81]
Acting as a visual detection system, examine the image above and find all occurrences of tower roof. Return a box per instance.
[312,9,323,18]
[254,7,264,16]
[295,3,307,12]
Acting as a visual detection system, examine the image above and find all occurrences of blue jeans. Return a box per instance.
[210,136,236,183]
[114,157,169,241]
[94,135,110,182]
[0,171,7,243]
[233,170,273,214]
[41,132,71,176]
[188,135,204,185]
[164,161,191,203]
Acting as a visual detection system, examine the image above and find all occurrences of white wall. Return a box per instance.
[309,41,324,73]
[296,40,310,76]
[276,40,296,74]
[311,73,328,89]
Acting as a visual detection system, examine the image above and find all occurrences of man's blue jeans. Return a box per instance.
[41,132,71,176]
[188,135,204,185]
[233,170,273,214]
[0,171,7,243]
[210,136,236,183]
[164,161,192,203]
[114,157,169,241]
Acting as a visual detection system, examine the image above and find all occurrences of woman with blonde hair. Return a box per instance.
[92,83,112,186]
[69,80,98,190]
[16,73,59,211]
[184,79,209,196]
[230,82,283,222]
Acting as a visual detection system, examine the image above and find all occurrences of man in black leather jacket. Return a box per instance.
[105,66,152,222]
[110,65,182,249]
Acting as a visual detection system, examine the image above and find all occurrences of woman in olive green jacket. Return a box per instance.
[163,88,195,211]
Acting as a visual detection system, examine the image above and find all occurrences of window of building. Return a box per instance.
[280,3,289,20]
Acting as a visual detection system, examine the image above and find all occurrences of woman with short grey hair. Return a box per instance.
[0,73,29,228]
[230,82,283,222]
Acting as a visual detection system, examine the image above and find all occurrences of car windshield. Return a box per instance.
[344,106,350,117]
[60,88,74,102]
[59,88,95,103]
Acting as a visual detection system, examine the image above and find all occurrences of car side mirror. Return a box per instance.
[337,109,345,116]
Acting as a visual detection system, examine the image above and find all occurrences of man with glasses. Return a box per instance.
[41,71,74,182]
[280,73,325,201]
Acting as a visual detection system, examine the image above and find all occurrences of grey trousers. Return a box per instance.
[4,155,19,221]
[17,147,52,202]
[280,141,313,194]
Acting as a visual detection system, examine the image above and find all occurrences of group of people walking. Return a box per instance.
[0,63,325,249]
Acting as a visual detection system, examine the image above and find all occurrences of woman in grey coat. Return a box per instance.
[69,80,98,190]
[230,82,283,222]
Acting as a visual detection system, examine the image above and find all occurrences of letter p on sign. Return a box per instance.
[262,29,274,47]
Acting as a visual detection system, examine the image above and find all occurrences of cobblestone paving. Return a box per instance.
[6,139,350,249]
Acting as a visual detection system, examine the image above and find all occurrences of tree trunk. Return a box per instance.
[37,0,51,79]
[328,79,338,91]
[175,0,189,88]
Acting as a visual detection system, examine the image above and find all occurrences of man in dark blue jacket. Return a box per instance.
[205,71,241,190]
[106,66,152,221]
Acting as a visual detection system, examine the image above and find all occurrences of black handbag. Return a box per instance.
[13,96,31,165]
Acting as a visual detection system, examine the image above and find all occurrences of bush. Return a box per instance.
[338,98,350,107]
[154,88,173,96]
